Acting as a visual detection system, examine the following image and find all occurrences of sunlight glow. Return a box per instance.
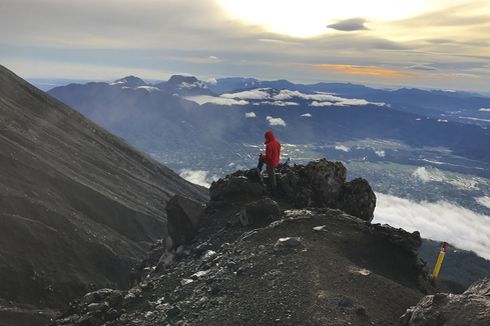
[217,0,430,37]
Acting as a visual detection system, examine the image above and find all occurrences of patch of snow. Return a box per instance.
[479,108,490,112]
[475,196,490,209]
[375,150,385,158]
[301,113,312,117]
[245,112,256,118]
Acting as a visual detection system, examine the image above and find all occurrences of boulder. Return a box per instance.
[301,159,347,207]
[166,195,205,247]
[239,198,281,227]
[210,175,265,202]
[337,178,376,222]
[399,278,490,326]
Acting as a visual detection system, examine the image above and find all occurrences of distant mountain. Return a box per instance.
[48,77,490,169]
[155,74,213,96]
[0,65,207,325]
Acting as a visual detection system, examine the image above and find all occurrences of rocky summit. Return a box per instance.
[50,159,451,326]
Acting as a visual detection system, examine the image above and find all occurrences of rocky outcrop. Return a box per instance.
[338,178,377,221]
[210,159,376,222]
[399,278,490,326]
[166,195,206,248]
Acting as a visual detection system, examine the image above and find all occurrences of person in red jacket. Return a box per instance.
[257,130,281,190]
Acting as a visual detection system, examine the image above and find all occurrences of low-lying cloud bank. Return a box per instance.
[187,88,386,107]
[373,193,490,260]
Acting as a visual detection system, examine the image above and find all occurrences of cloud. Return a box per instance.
[312,64,409,78]
[475,196,490,210]
[335,145,350,152]
[185,95,249,106]
[301,113,312,117]
[327,18,368,32]
[221,89,270,100]
[412,166,479,190]
[437,119,448,123]
[479,108,490,112]
[266,116,286,126]
[458,116,490,123]
[179,169,216,188]
[408,64,438,71]
[161,55,221,64]
[260,100,298,106]
[373,193,490,260]
[245,112,256,118]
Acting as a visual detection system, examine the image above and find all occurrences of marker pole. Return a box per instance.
[432,242,448,280]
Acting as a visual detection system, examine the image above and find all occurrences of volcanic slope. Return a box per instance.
[0,65,207,325]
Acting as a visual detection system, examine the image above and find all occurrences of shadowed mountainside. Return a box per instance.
[0,65,207,325]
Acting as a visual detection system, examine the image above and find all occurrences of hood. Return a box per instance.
[264,130,275,143]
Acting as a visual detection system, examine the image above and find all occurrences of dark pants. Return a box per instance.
[257,157,277,190]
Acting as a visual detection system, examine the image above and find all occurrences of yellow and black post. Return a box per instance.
[432,241,448,280]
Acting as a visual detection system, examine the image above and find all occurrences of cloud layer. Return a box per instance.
[374,193,490,259]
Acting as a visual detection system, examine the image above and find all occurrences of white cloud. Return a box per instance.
[221,89,270,100]
[310,101,335,107]
[412,167,479,190]
[373,193,490,260]
[185,95,249,106]
[475,196,490,210]
[205,77,217,85]
[335,144,350,152]
[266,116,286,126]
[479,108,490,112]
[301,113,312,117]
[179,169,216,188]
[458,116,490,123]
[375,150,385,157]
[437,119,448,123]
[261,100,298,106]
[245,112,256,118]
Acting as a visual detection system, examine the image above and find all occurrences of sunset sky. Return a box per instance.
[1,0,489,91]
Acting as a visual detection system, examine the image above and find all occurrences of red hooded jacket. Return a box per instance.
[263,130,281,168]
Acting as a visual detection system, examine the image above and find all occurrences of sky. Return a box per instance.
[1,0,490,92]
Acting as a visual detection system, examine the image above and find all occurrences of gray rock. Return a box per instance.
[166,195,205,247]
[399,278,490,326]
[337,178,376,222]
[239,197,281,227]
[274,237,303,250]
[210,175,265,202]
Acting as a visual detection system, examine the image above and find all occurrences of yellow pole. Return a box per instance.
[432,242,448,280]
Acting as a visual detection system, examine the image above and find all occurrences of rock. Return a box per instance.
[166,305,182,318]
[86,302,109,312]
[399,278,490,326]
[81,289,123,308]
[210,175,265,202]
[274,237,303,251]
[166,195,205,247]
[239,197,281,227]
[369,224,422,256]
[337,178,376,222]
[301,159,346,207]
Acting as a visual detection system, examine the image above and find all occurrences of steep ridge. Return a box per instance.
[52,160,442,326]
[0,65,207,325]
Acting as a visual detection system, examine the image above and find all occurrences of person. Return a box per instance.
[257,130,281,190]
